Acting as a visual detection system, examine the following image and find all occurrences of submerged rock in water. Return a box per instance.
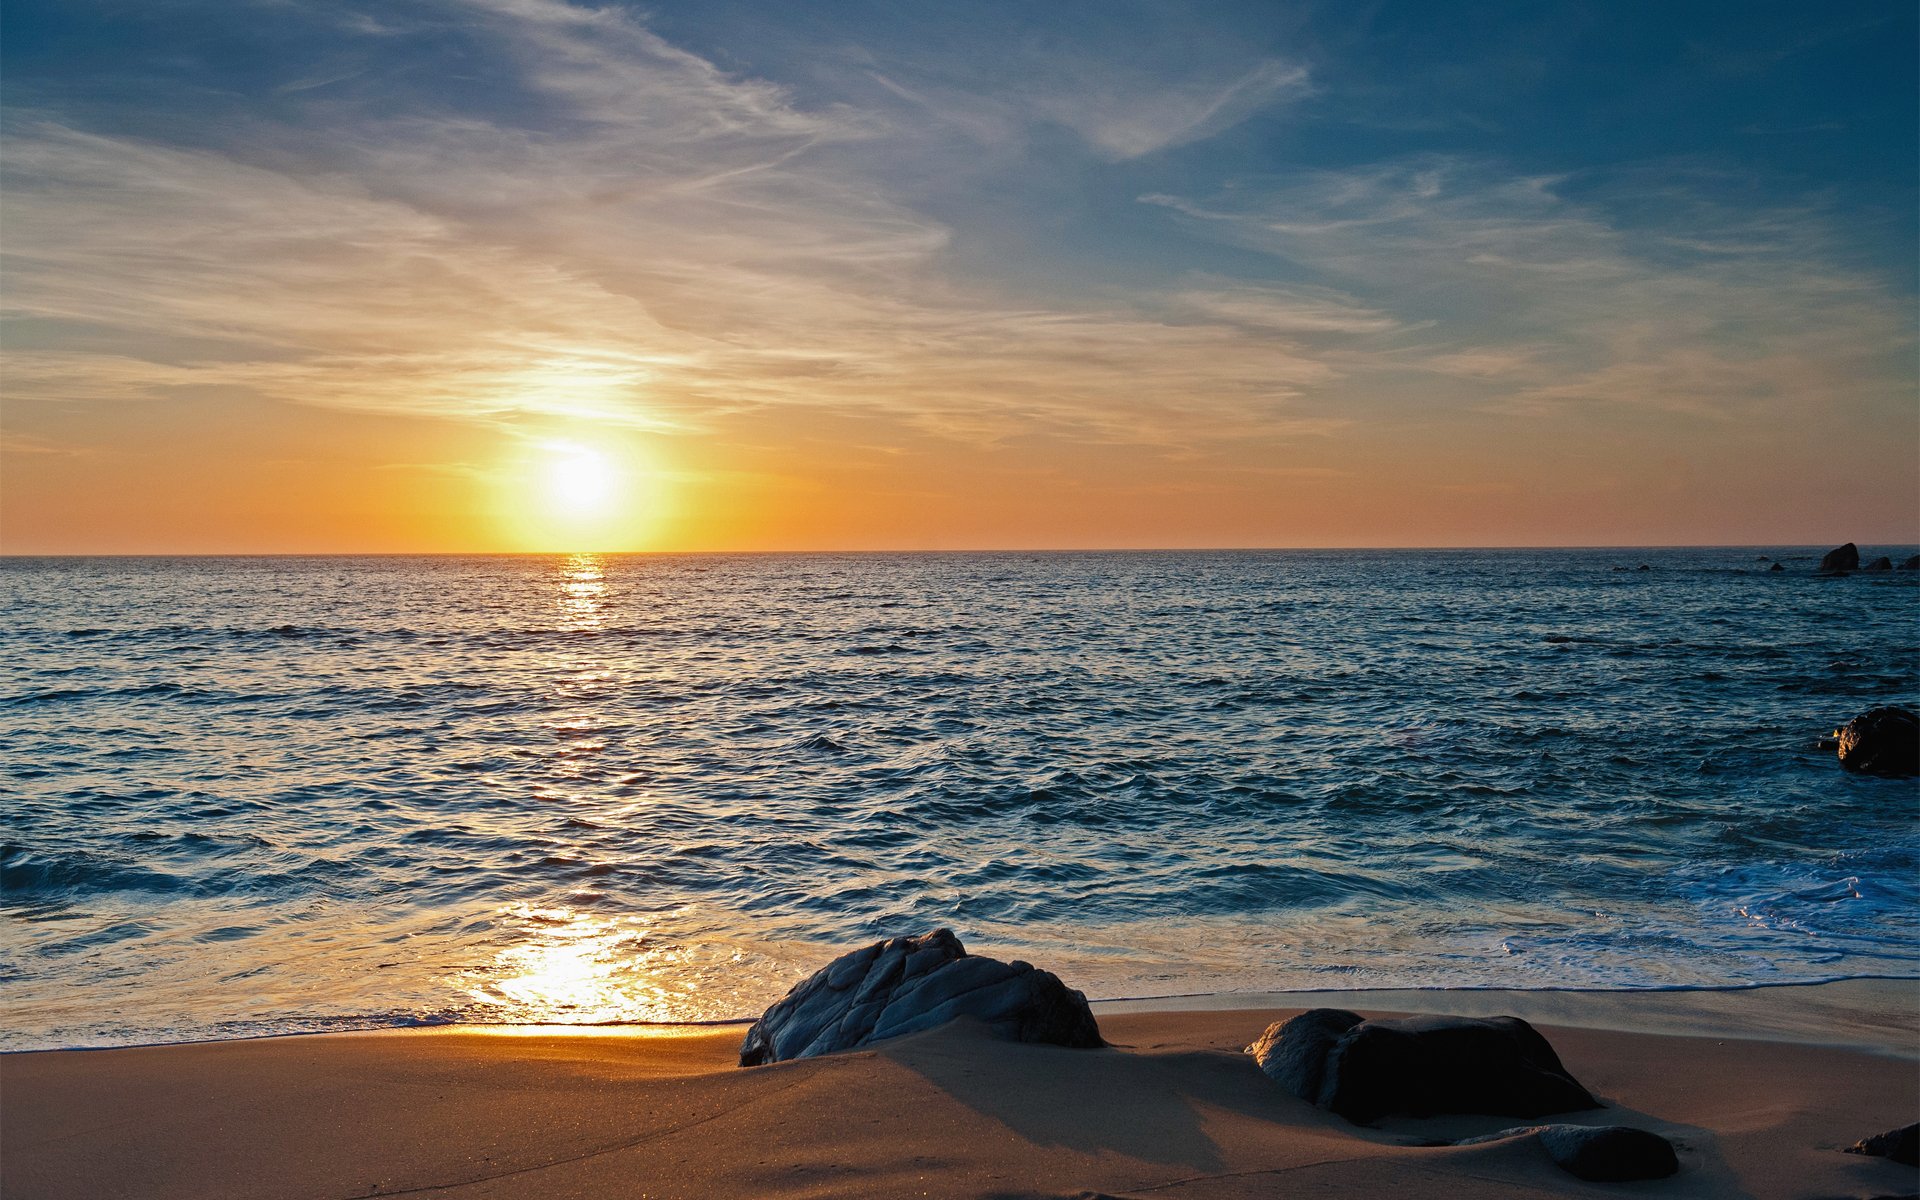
[738,928,1102,1066]
[1248,1009,1598,1124]
[1901,554,1920,570]
[1832,707,1920,777]
[1818,543,1860,574]
[1455,1124,1680,1182]
[1769,562,1784,572]
[1846,1122,1918,1166]
[1863,556,1893,571]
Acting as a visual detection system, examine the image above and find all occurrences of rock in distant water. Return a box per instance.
[1864,556,1893,571]
[738,928,1102,1066]
[1248,1009,1598,1124]
[1455,1124,1680,1182]
[1832,707,1920,777]
[1846,1122,1919,1166]
[1901,554,1920,570]
[1769,562,1784,572]
[1818,543,1860,573]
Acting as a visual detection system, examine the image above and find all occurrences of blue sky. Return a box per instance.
[2,1,1915,549]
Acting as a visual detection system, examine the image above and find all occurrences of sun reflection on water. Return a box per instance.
[557,552,607,628]
[475,904,668,1023]
[459,903,809,1027]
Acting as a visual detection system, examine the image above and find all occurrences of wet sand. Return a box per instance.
[4,980,1915,1199]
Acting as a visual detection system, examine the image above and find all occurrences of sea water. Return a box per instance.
[2,549,1915,1049]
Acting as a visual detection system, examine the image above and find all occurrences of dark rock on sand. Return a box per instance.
[1864,556,1893,571]
[1248,1009,1598,1124]
[1847,1122,1919,1166]
[738,928,1101,1066]
[1455,1124,1680,1182]
[1247,1007,1361,1103]
[1833,707,1920,778]
[1819,543,1860,574]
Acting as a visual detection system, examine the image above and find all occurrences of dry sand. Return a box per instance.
[5,980,1915,1199]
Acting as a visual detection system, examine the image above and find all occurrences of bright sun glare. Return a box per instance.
[545,444,617,518]
[498,435,666,551]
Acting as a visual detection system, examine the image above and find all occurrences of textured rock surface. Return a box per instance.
[1819,543,1860,573]
[1247,1007,1362,1103]
[1833,707,1919,777]
[1248,1009,1597,1124]
[1846,1122,1919,1166]
[1456,1124,1680,1182]
[738,929,1102,1066]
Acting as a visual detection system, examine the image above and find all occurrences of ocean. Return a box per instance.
[2,548,1916,1050]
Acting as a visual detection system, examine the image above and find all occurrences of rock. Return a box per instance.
[1756,555,1771,562]
[1901,554,1920,570]
[738,929,1102,1066]
[1248,1009,1598,1124]
[1847,1122,1919,1166]
[1864,556,1893,571]
[1455,1124,1680,1182]
[1818,543,1860,574]
[1769,562,1784,572]
[1636,564,1651,571]
[1247,1007,1362,1102]
[1832,707,1919,777]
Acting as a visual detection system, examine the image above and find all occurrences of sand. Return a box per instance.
[4,980,1915,1199]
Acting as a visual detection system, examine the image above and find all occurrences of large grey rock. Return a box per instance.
[738,929,1102,1066]
[1248,1009,1597,1124]
[1247,1007,1361,1102]
[1455,1124,1680,1182]
[1819,543,1860,574]
[1833,707,1919,777]
[1847,1121,1919,1166]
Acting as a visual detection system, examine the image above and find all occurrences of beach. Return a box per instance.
[8,0,1918,1193]
[6,979,1914,1199]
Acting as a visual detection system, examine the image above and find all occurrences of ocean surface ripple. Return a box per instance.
[2,549,1916,1049]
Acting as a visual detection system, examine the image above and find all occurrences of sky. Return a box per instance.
[2,0,1915,552]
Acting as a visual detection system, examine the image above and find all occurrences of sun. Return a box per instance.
[494,436,668,551]
[544,443,617,519]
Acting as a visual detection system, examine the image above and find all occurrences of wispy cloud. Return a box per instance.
[0,0,1343,459]
[1143,158,1913,422]
[1027,58,1310,160]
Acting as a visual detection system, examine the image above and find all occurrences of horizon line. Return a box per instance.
[4,541,1915,560]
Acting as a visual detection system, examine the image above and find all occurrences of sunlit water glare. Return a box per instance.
[2,549,1916,1049]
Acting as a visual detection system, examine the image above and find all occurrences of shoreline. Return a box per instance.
[5,979,1914,1199]
[9,975,1915,1057]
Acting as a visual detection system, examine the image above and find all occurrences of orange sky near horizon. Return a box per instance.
[5,378,1914,554]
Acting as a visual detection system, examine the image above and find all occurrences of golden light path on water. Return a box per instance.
[460,552,779,1027]
[481,904,666,1023]
[472,554,635,1022]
